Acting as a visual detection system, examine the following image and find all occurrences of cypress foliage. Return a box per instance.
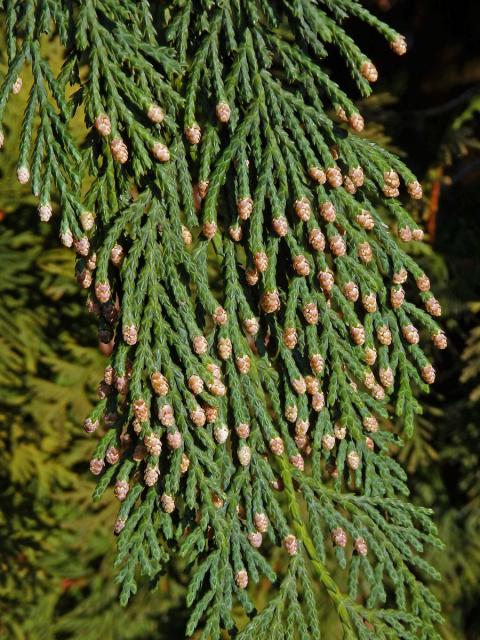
[0,208,190,639]
[0,2,447,637]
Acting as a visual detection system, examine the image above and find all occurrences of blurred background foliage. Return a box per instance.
[0,0,479,638]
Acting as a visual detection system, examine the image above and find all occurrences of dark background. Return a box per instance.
[365,1,480,637]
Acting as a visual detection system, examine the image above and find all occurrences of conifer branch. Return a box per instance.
[0,1,446,637]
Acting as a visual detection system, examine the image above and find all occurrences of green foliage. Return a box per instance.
[0,207,193,640]
[0,1,463,638]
